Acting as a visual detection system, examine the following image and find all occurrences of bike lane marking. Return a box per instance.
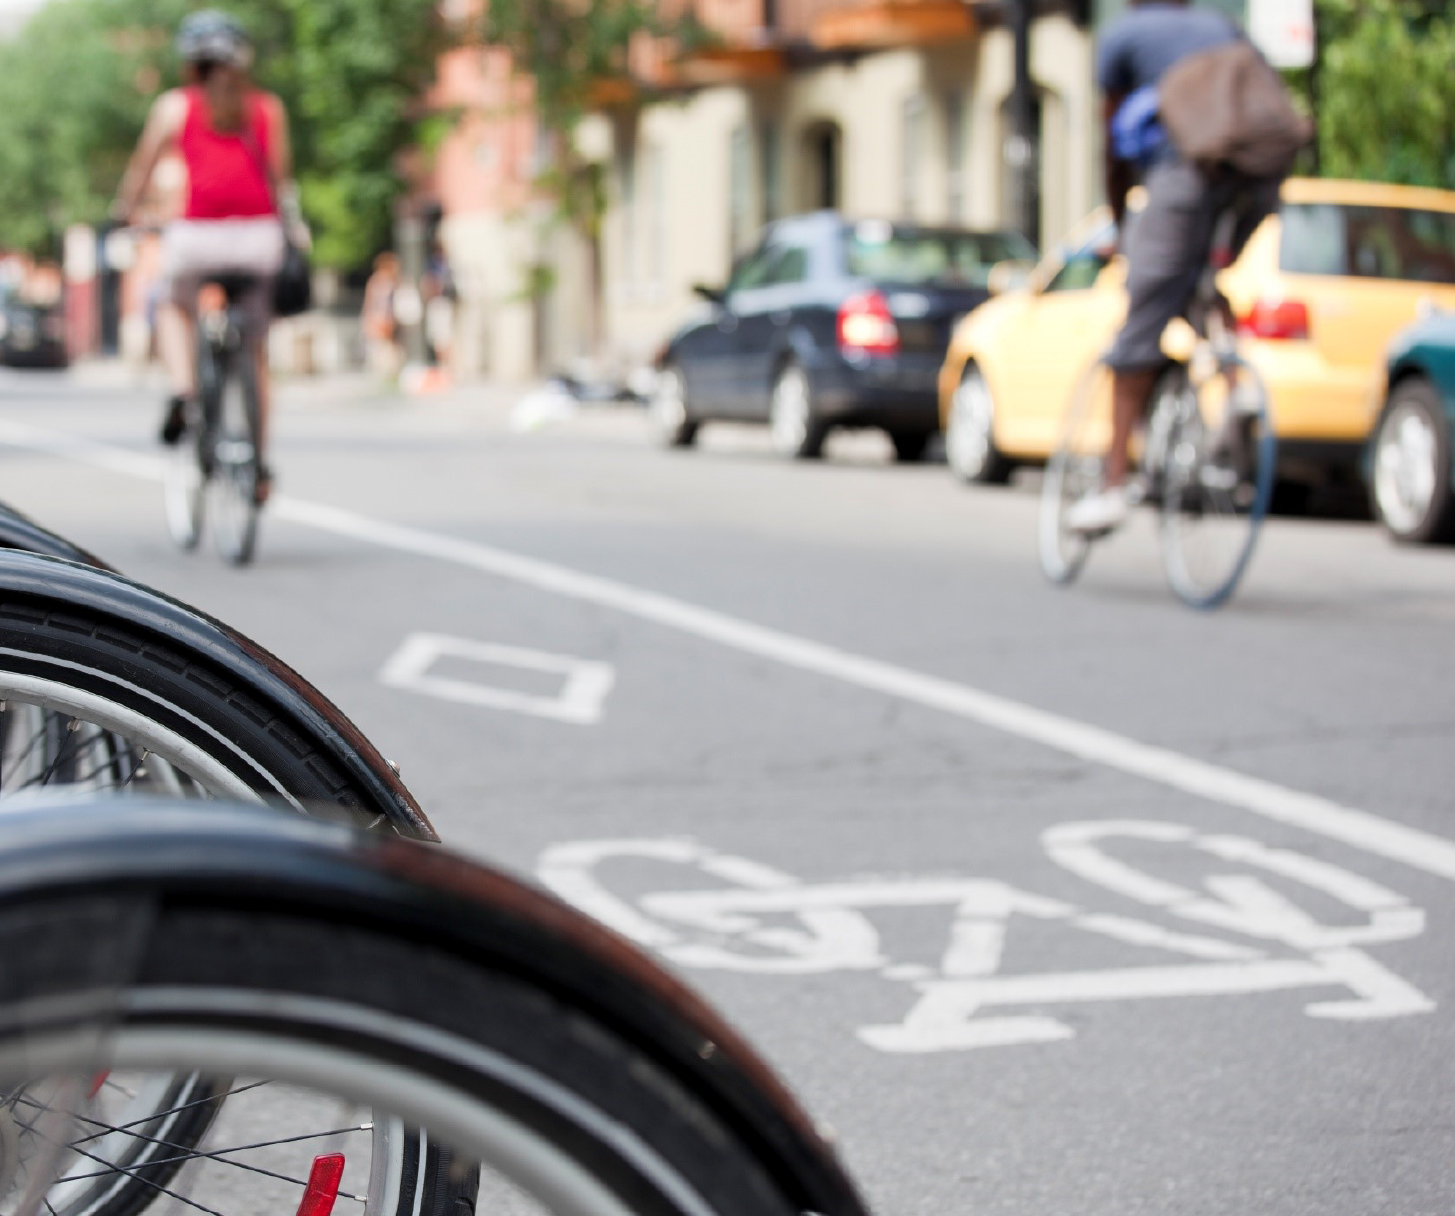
[4,418,1455,883]
[378,632,615,725]
[538,830,1436,1053]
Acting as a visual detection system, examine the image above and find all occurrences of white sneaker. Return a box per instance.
[1066,486,1130,535]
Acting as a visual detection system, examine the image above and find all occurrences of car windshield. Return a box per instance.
[1281,202,1455,282]
[845,222,1035,288]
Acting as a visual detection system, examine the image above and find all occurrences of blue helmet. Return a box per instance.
[176,10,253,69]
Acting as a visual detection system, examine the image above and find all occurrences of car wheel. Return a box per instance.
[945,365,1011,484]
[769,362,827,460]
[651,364,699,448]
[889,429,932,463]
[1372,378,1455,544]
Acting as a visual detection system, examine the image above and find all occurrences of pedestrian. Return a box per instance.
[422,242,457,375]
[362,251,403,380]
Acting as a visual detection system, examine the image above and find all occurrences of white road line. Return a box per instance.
[6,418,1455,883]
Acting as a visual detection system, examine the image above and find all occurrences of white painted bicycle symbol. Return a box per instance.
[539,820,1433,1052]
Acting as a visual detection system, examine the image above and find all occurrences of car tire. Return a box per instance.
[1371,377,1455,544]
[651,363,699,448]
[945,365,1012,484]
[769,362,827,460]
[888,429,932,463]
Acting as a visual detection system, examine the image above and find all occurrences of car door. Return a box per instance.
[732,243,812,418]
[985,221,1125,457]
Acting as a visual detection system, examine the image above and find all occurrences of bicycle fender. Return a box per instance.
[0,802,871,1216]
[0,549,437,841]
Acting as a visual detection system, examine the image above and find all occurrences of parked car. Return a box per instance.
[652,212,1035,460]
[0,285,67,368]
[1367,308,1455,544]
[939,178,1455,495]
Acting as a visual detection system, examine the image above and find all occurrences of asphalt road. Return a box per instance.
[3,365,1453,1216]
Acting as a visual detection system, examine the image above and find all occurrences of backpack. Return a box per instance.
[1158,39,1313,178]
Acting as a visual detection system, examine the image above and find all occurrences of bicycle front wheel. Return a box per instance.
[210,349,262,566]
[1038,360,1115,585]
[1159,355,1276,610]
[0,804,868,1216]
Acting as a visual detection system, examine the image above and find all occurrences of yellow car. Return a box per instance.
[939,178,1455,494]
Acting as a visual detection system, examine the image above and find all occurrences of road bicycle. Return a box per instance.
[1038,205,1278,610]
[163,274,268,565]
[0,507,870,1216]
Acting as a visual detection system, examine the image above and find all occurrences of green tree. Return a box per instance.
[1298,0,1455,187]
[0,0,449,266]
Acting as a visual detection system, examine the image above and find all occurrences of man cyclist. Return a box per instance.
[114,10,307,503]
[1068,0,1282,534]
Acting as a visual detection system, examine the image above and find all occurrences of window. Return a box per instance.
[1281,203,1455,283]
[771,245,808,285]
[1042,221,1115,293]
[728,244,783,293]
[901,96,924,219]
[760,122,782,224]
[945,91,966,224]
[729,126,751,256]
[845,221,1035,288]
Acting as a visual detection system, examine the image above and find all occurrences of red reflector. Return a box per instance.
[295,1154,346,1216]
[837,289,900,356]
[88,1072,109,1099]
[1238,298,1310,341]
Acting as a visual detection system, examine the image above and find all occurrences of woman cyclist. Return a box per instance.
[114,10,306,503]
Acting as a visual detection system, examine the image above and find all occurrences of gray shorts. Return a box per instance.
[1105,159,1280,371]
[162,218,284,347]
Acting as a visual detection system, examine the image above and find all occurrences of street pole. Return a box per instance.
[1007,0,1039,247]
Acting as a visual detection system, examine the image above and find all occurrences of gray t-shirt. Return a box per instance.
[1096,4,1239,97]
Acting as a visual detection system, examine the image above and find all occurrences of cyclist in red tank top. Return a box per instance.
[115,11,309,502]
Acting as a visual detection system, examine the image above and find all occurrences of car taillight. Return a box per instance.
[1238,298,1310,341]
[838,290,899,356]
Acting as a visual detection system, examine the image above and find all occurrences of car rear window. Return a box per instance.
[845,222,1035,288]
[1280,203,1455,283]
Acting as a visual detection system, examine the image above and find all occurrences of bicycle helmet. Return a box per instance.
[176,10,253,69]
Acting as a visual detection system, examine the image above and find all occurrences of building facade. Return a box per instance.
[433,0,1102,381]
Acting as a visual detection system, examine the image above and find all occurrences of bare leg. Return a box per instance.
[1105,367,1159,488]
[156,302,196,399]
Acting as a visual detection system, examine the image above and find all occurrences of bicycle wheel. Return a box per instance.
[1159,353,1276,610]
[162,400,205,552]
[0,803,871,1216]
[209,349,261,566]
[1038,360,1115,585]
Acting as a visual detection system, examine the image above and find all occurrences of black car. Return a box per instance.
[651,213,1034,460]
[0,286,67,368]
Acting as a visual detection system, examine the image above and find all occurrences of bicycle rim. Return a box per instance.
[209,357,260,566]
[162,420,204,552]
[1159,356,1276,610]
[1038,361,1112,585]
[0,683,435,1216]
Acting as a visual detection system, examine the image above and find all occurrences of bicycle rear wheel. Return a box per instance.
[209,349,261,566]
[162,401,205,552]
[1038,360,1115,585]
[1159,354,1276,609]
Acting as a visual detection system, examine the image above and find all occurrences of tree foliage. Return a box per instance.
[1296,0,1455,188]
[0,0,448,266]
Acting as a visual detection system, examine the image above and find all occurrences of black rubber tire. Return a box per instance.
[652,364,700,448]
[944,364,1013,485]
[888,429,933,463]
[1369,378,1455,544]
[0,898,799,1216]
[769,362,828,460]
[211,348,262,566]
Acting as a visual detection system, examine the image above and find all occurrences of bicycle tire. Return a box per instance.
[1159,354,1276,610]
[1038,359,1114,586]
[210,346,261,566]
[0,802,872,1216]
[0,500,113,570]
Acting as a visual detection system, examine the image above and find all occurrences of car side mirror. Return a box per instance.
[693,283,726,306]
[987,260,1033,296]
